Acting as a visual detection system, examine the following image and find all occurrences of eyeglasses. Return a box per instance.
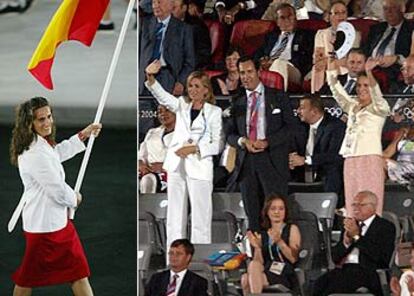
[351,202,373,208]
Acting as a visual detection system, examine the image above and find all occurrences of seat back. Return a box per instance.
[291,192,338,223]
[204,19,226,64]
[384,191,414,218]
[188,262,217,296]
[138,243,152,275]
[139,193,168,248]
[212,192,248,232]
[382,211,402,247]
[230,20,277,56]
[212,211,239,244]
[348,18,379,44]
[139,211,164,254]
[296,19,328,33]
[259,70,284,90]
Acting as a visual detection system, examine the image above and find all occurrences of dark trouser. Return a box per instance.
[239,151,288,231]
[312,264,382,296]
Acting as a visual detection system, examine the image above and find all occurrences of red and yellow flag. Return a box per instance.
[28,0,109,90]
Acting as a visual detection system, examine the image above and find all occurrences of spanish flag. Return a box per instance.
[28,0,110,90]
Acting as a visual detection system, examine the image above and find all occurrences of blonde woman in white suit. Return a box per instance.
[327,56,390,216]
[145,60,223,249]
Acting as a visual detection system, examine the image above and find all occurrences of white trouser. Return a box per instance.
[139,173,157,193]
[165,163,213,251]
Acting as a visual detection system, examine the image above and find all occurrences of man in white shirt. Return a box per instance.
[313,190,396,295]
[144,239,208,296]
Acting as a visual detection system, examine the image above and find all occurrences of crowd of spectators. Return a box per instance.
[139,0,414,294]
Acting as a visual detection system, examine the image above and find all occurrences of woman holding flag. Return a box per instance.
[9,97,101,296]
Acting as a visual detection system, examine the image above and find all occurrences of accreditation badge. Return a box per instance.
[269,261,285,275]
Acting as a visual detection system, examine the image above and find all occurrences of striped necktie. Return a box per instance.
[376,27,396,57]
[166,274,179,296]
[344,79,356,94]
[270,32,290,60]
[152,22,165,60]
[248,91,259,141]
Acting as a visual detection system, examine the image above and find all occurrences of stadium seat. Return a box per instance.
[348,18,379,44]
[259,70,284,90]
[230,20,277,56]
[296,19,328,33]
[384,191,414,241]
[204,19,226,65]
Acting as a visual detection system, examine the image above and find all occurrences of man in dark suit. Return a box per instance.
[319,48,366,96]
[254,3,314,85]
[289,95,346,207]
[312,190,396,296]
[363,0,413,83]
[226,56,296,231]
[139,0,195,96]
[144,239,208,296]
[172,0,212,69]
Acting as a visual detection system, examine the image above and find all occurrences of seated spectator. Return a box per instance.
[390,55,414,94]
[144,239,208,296]
[261,0,305,21]
[311,0,361,93]
[383,126,414,188]
[172,0,212,69]
[139,105,176,193]
[139,0,195,96]
[318,48,366,95]
[350,0,384,20]
[363,0,414,88]
[211,46,243,95]
[312,190,396,296]
[241,194,301,295]
[390,244,414,296]
[289,95,346,207]
[254,3,314,89]
[304,0,351,20]
[215,0,272,25]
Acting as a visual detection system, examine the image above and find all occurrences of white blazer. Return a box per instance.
[8,135,85,233]
[327,70,390,157]
[145,80,223,181]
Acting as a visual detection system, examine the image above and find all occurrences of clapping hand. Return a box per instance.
[268,228,281,244]
[246,230,262,249]
[390,276,401,296]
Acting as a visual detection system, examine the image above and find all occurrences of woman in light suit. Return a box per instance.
[326,56,390,215]
[145,60,223,249]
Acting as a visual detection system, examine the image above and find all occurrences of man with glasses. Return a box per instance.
[144,239,208,296]
[313,191,396,295]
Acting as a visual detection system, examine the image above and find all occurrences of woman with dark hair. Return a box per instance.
[327,56,390,215]
[8,97,101,296]
[145,60,223,250]
[211,46,243,96]
[241,194,301,295]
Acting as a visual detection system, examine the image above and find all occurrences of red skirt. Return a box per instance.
[12,220,90,287]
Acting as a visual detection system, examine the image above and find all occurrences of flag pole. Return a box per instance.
[70,0,136,219]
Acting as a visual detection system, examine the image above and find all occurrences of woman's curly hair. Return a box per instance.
[10,97,55,166]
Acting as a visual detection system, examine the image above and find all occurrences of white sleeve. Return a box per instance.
[144,80,181,113]
[55,134,86,162]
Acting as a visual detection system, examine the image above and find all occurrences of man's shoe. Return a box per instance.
[0,2,21,14]
[98,22,115,31]
[19,0,35,13]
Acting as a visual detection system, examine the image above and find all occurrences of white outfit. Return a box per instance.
[145,80,223,247]
[8,135,85,233]
[326,69,390,157]
[139,126,173,193]
[399,270,414,296]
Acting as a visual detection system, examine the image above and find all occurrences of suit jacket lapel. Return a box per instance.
[314,116,327,147]
[161,271,171,295]
[177,271,191,296]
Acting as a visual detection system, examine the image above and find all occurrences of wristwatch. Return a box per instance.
[352,234,360,241]
[238,2,245,9]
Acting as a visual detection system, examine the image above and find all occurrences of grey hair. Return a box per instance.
[357,190,378,207]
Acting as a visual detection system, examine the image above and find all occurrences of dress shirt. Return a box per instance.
[169,269,188,295]
[270,31,295,61]
[139,126,173,164]
[372,22,403,58]
[305,115,324,165]
[246,82,266,141]
[9,135,85,233]
[345,214,376,264]
[157,15,171,67]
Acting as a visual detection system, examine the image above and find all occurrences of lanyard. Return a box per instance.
[268,224,285,262]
